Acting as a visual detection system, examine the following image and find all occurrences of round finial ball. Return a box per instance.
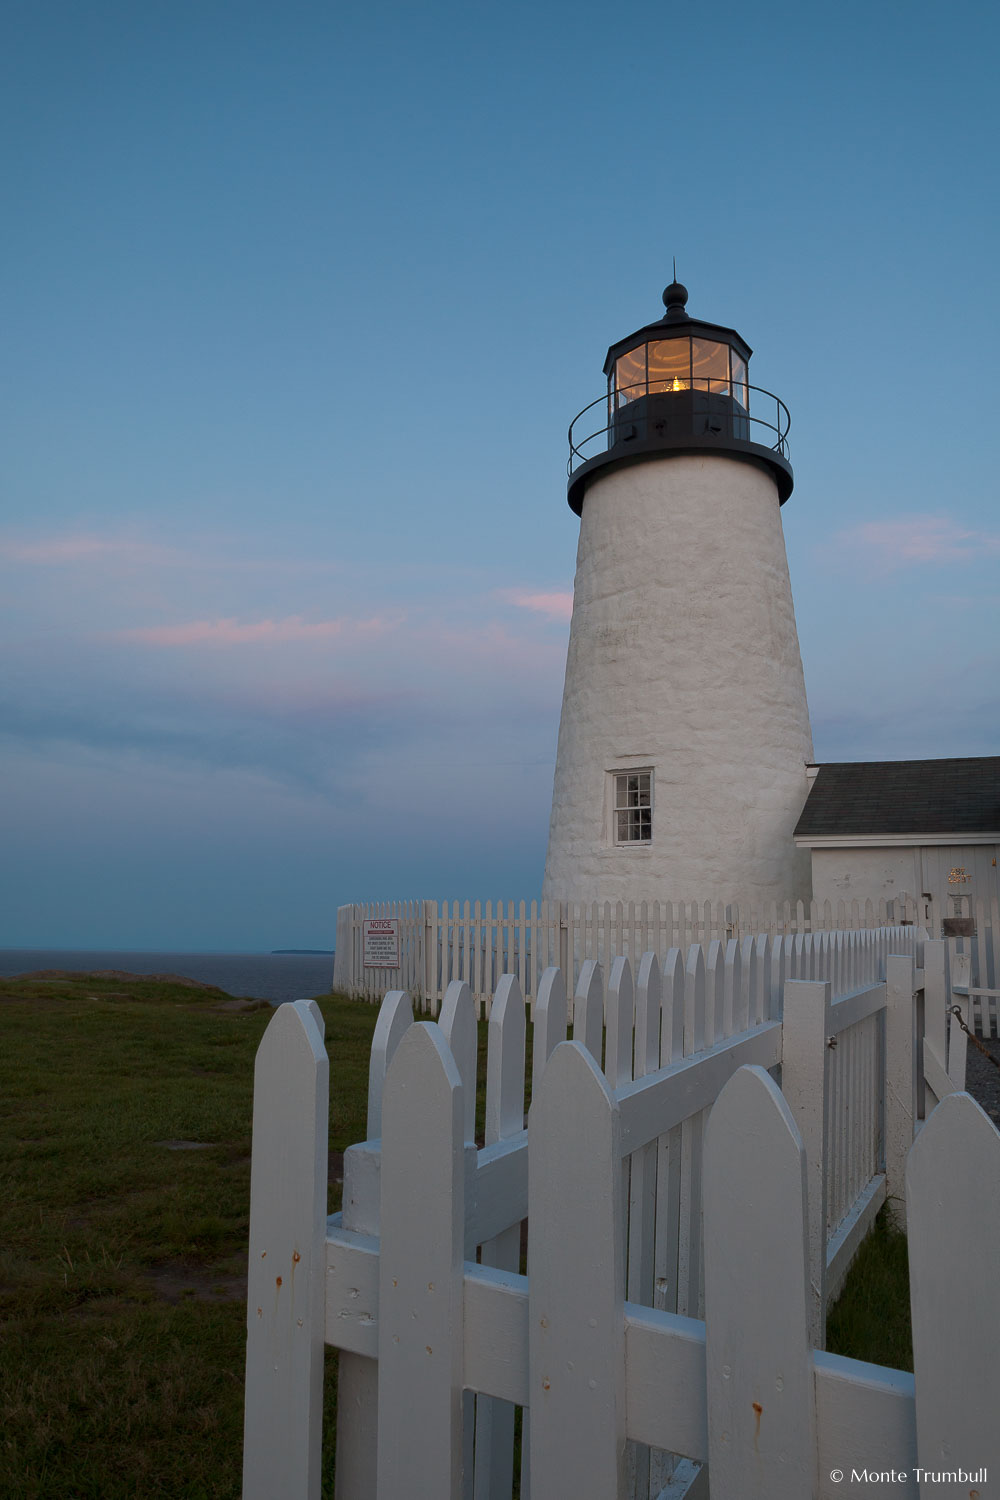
[662,280,689,310]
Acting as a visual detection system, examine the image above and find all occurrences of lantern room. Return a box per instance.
[567,279,794,514]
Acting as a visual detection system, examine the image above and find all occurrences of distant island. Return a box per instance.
[271,949,335,955]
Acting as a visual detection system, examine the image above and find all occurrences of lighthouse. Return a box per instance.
[542,278,814,907]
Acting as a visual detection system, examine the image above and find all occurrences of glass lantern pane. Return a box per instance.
[692,338,731,394]
[615,347,647,406]
[647,338,691,394]
[731,353,748,410]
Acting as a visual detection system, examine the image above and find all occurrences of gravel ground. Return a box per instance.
[959,1026,1000,1128]
[961,1029,1000,1128]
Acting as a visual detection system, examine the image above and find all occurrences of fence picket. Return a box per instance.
[377,1024,465,1500]
[474,975,526,1500]
[439,973,479,1487]
[528,1043,626,1498]
[679,946,706,1318]
[703,1065,817,1498]
[532,968,568,1099]
[629,953,661,1498]
[440,980,477,1152]
[337,991,411,1495]
[244,1001,328,1500]
[781,979,830,1347]
[648,947,685,1496]
[606,956,634,1090]
[367,991,413,1138]
[906,1091,1000,1493]
[572,959,604,1065]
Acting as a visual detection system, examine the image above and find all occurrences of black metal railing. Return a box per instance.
[568,380,791,476]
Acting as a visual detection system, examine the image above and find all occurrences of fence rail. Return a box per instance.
[245,927,992,1497]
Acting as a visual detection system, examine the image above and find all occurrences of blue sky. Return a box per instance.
[3,0,998,950]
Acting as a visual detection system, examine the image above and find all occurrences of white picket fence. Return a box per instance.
[334,894,1000,1035]
[244,927,997,1498]
[333,896,921,1010]
[946,895,1000,1036]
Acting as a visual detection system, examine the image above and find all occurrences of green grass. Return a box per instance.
[1,971,911,1495]
[0,972,381,1499]
[826,1207,913,1371]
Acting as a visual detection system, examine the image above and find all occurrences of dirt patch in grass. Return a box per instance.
[143,1263,248,1306]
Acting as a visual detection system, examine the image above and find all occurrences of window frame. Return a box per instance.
[611,768,653,846]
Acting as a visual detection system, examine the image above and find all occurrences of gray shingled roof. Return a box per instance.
[794,758,1000,839]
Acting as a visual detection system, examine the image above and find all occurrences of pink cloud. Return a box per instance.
[835,515,1000,567]
[117,614,402,647]
[0,533,180,566]
[496,587,574,622]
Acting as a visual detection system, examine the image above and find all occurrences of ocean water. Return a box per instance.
[0,949,335,1007]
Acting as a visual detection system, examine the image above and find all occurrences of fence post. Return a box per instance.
[947,949,972,1088]
[424,900,439,1015]
[377,1024,466,1499]
[780,978,830,1347]
[333,904,354,993]
[558,901,570,988]
[244,1001,329,1500]
[885,952,917,1227]
[703,1066,817,1499]
[528,1043,626,1497]
[921,938,949,1108]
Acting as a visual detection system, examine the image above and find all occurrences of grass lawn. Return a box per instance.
[0,972,380,1499]
[1,971,908,1497]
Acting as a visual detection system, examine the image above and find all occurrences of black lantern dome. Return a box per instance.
[567,280,793,514]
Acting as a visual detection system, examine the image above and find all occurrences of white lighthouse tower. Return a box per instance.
[543,277,814,907]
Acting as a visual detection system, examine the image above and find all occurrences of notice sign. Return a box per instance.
[362,918,401,969]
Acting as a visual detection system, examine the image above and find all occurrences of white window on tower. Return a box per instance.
[613,770,652,844]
